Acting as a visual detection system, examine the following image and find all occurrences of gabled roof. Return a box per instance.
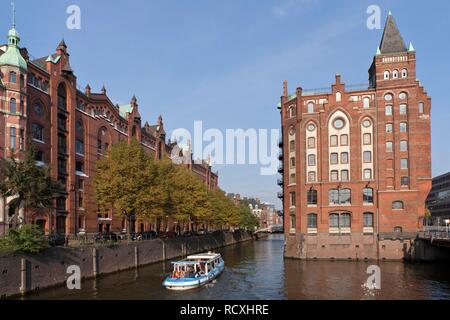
[379,13,407,54]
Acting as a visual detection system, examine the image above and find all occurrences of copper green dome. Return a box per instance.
[0,27,27,71]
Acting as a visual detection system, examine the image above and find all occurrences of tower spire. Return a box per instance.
[12,1,16,29]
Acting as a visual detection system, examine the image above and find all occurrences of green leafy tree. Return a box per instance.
[94,140,153,235]
[238,200,259,230]
[0,146,64,229]
[0,224,49,253]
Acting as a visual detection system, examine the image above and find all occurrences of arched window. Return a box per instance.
[329,189,339,205]
[336,92,342,102]
[307,189,318,205]
[384,71,390,80]
[363,188,374,204]
[329,214,339,228]
[57,83,67,111]
[308,154,316,166]
[401,69,408,78]
[289,106,296,117]
[392,201,404,210]
[392,70,399,79]
[76,121,84,135]
[308,137,316,149]
[363,213,374,228]
[9,98,16,114]
[307,102,314,113]
[340,189,352,204]
[363,97,370,109]
[9,71,17,83]
[399,92,408,100]
[394,226,403,233]
[340,213,351,228]
[307,214,318,229]
[97,127,108,155]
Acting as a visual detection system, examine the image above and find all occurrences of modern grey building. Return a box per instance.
[427,172,450,219]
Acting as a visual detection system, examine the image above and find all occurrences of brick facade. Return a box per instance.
[0,27,218,237]
[279,14,432,260]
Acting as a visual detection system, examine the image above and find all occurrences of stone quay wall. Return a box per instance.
[0,230,253,298]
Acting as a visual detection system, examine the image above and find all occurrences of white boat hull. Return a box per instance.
[163,261,225,291]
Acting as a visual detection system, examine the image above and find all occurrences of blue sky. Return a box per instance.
[2,0,449,208]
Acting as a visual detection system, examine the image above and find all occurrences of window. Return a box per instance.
[386,142,393,152]
[363,188,374,204]
[76,121,84,134]
[307,189,318,205]
[363,213,374,228]
[289,106,296,117]
[78,179,84,191]
[400,104,408,115]
[307,123,316,132]
[9,71,17,83]
[307,214,318,229]
[290,140,295,152]
[308,171,316,183]
[385,105,393,116]
[340,189,351,204]
[330,135,338,147]
[401,158,409,170]
[392,70,399,79]
[330,171,339,182]
[341,170,349,181]
[333,119,345,130]
[290,192,296,207]
[289,126,296,136]
[76,161,84,173]
[307,102,314,113]
[363,151,372,163]
[363,133,372,145]
[58,115,67,131]
[329,189,351,205]
[400,140,408,152]
[76,140,85,155]
[384,71,390,80]
[392,201,404,210]
[32,123,44,142]
[363,97,370,109]
[35,150,44,163]
[401,69,408,78]
[340,134,349,146]
[362,120,372,128]
[290,157,296,168]
[57,83,67,111]
[399,92,408,100]
[290,215,296,232]
[329,214,339,228]
[401,177,409,187]
[400,122,408,133]
[386,123,393,133]
[289,174,296,185]
[308,154,316,166]
[340,214,351,228]
[10,98,16,114]
[394,226,403,233]
[308,137,315,149]
[336,92,342,102]
[34,102,43,116]
[385,94,393,101]
[419,102,425,114]
[364,169,372,180]
[330,153,339,165]
[341,152,349,164]
[9,127,16,149]
[78,195,84,208]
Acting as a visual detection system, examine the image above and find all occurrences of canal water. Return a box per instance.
[25,235,450,300]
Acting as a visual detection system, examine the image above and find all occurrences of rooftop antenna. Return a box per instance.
[11,1,16,29]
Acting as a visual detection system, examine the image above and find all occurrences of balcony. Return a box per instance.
[277,178,284,186]
[278,139,283,148]
[278,152,284,160]
[277,192,284,199]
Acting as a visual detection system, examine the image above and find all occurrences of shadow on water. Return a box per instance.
[24,235,450,300]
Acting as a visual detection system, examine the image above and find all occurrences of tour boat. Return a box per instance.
[162,252,225,291]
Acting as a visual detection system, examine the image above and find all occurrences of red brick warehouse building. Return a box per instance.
[0,16,218,236]
[278,13,432,260]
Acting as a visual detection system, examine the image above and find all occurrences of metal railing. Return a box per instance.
[421,227,450,240]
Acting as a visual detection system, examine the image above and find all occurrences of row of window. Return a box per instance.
[293,188,405,209]
[383,69,408,80]
[385,104,409,116]
[28,73,49,92]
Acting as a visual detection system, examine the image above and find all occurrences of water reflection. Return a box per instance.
[24,235,450,300]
